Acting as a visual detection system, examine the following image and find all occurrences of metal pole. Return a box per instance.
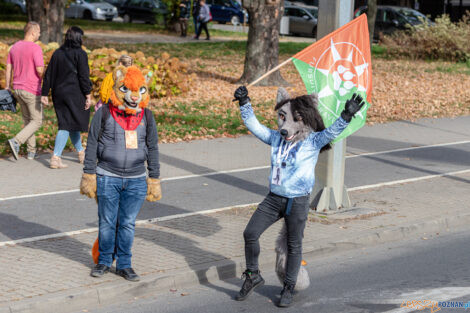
[310,0,354,213]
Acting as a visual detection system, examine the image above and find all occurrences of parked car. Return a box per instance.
[355,5,433,41]
[119,0,168,24]
[206,0,246,25]
[103,0,125,11]
[65,0,118,21]
[5,0,26,14]
[283,4,318,37]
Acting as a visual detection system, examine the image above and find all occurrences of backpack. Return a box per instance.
[0,89,17,113]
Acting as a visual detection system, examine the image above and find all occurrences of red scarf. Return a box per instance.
[109,104,144,131]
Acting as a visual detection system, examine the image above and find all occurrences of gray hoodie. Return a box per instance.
[199,3,211,23]
[83,105,160,178]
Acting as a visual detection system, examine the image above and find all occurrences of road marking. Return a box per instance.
[348,169,470,192]
[346,139,470,159]
[2,140,470,202]
[0,203,258,247]
[383,287,470,313]
[0,169,470,247]
[2,167,470,247]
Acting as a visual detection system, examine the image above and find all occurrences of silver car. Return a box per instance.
[65,0,118,21]
[284,5,318,37]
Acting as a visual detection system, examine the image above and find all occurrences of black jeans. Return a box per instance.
[243,192,309,285]
[196,21,210,39]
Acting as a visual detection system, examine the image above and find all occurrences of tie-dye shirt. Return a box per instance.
[240,102,349,198]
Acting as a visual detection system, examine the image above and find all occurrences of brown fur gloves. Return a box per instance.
[146,178,162,202]
[80,173,97,200]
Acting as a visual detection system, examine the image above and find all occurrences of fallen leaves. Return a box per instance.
[1,52,469,155]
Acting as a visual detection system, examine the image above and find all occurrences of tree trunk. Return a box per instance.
[27,0,65,44]
[238,0,288,86]
[367,0,377,46]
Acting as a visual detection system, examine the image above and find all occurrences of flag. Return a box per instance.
[292,14,372,143]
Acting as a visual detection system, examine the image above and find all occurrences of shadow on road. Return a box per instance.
[0,212,93,267]
[160,153,268,196]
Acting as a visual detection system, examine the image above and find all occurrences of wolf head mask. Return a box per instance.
[275,88,331,152]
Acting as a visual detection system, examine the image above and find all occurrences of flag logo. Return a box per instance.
[292,14,372,142]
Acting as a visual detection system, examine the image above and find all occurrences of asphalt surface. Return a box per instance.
[0,116,469,242]
[82,227,470,313]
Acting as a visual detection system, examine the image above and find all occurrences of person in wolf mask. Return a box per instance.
[233,85,364,307]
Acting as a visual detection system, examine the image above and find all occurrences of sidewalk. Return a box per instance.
[2,116,469,199]
[1,170,469,313]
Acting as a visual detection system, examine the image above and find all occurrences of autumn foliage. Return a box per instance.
[0,42,191,98]
[381,13,470,62]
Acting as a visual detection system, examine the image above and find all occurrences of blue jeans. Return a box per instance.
[53,130,83,157]
[97,175,147,270]
[193,16,199,35]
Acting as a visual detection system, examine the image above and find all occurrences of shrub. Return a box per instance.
[381,13,470,62]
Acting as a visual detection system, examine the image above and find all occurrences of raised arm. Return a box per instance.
[312,93,365,149]
[234,86,276,145]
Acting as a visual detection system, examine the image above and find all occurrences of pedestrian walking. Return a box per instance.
[96,55,133,111]
[5,22,44,160]
[195,0,211,40]
[191,0,201,37]
[41,26,93,169]
[179,0,191,37]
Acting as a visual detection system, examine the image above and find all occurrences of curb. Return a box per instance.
[3,212,470,313]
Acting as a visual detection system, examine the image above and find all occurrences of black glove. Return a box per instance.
[341,93,365,122]
[233,86,250,106]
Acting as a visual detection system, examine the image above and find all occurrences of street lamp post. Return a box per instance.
[310,0,355,213]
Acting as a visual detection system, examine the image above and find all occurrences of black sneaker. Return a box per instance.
[90,264,110,277]
[235,270,265,301]
[116,267,140,282]
[278,283,295,307]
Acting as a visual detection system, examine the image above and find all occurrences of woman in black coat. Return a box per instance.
[42,26,92,169]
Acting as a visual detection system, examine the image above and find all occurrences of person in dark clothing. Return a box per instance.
[195,0,210,40]
[191,0,200,37]
[41,26,92,169]
[179,0,191,37]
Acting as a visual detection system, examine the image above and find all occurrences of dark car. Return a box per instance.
[5,0,26,14]
[103,0,125,10]
[206,0,246,25]
[355,5,433,41]
[119,0,167,24]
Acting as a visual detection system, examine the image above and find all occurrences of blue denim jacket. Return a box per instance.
[240,102,349,198]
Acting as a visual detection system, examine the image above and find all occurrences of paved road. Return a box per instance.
[0,116,469,242]
[82,227,470,313]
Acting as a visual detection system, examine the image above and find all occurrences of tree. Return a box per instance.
[27,0,66,44]
[366,0,377,46]
[238,0,288,86]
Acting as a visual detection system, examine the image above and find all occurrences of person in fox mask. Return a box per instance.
[80,65,162,282]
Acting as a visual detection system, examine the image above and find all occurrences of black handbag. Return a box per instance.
[0,89,17,113]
